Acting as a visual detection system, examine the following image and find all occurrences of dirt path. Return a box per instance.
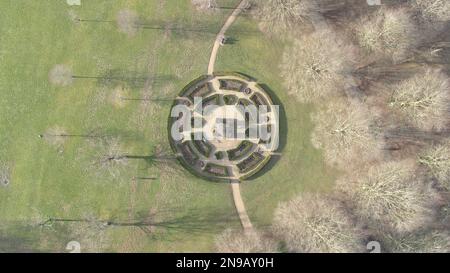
[207,0,248,75]
[231,180,253,231]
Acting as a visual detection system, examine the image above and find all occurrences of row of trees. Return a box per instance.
[212,0,450,253]
[40,127,177,180]
[275,1,450,252]
[41,3,213,251]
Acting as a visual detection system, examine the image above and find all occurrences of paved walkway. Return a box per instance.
[231,180,253,231]
[206,0,254,231]
[207,0,249,75]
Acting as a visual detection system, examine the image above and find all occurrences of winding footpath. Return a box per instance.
[207,0,254,231]
[207,0,249,75]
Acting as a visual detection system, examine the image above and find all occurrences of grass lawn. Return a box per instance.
[0,0,335,252]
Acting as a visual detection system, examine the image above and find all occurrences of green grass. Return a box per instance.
[0,0,335,252]
[215,16,337,226]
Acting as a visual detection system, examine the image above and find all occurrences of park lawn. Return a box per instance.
[0,0,241,252]
[0,0,336,252]
[215,16,338,227]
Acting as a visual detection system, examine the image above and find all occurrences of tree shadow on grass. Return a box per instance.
[74,69,175,89]
[128,208,237,237]
[0,236,39,253]
[39,207,238,242]
[137,18,259,41]
[0,225,61,253]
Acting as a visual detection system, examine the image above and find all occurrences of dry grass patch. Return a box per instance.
[109,86,130,108]
[43,126,69,149]
[116,9,139,37]
[49,64,73,87]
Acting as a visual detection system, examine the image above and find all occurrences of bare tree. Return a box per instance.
[419,140,450,189]
[258,0,319,33]
[41,126,69,148]
[117,9,139,36]
[91,137,129,179]
[0,162,11,187]
[388,69,449,131]
[39,208,236,252]
[215,229,277,253]
[109,86,129,108]
[311,98,382,170]
[39,213,110,253]
[88,137,176,179]
[337,160,438,233]
[379,229,450,253]
[272,193,364,253]
[355,8,419,62]
[48,65,73,87]
[412,0,450,22]
[41,126,109,152]
[280,29,356,103]
[191,0,217,11]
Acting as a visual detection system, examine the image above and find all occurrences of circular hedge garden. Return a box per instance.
[168,72,280,182]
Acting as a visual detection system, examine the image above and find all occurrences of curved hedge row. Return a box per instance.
[167,72,279,183]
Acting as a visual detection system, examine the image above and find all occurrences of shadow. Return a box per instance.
[139,24,217,35]
[42,207,237,238]
[40,134,104,139]
[214,6,247,10]
[137,18,258,39]
[237,72,256,81]
[77,19,114,23]
[224,37,239,45]
[0,236,40,253]
[245,83,287,181]
[98,127,146,141]
[385,127,450,143]
[74,69,175,89]
[123,145,179,167]
[120,97,174,104]
[133,177,157,181]
[352,61,424,86]
[119,208,237,236]
[41,128,145,142]
[0,225,55,253]
[124,155,176,164]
